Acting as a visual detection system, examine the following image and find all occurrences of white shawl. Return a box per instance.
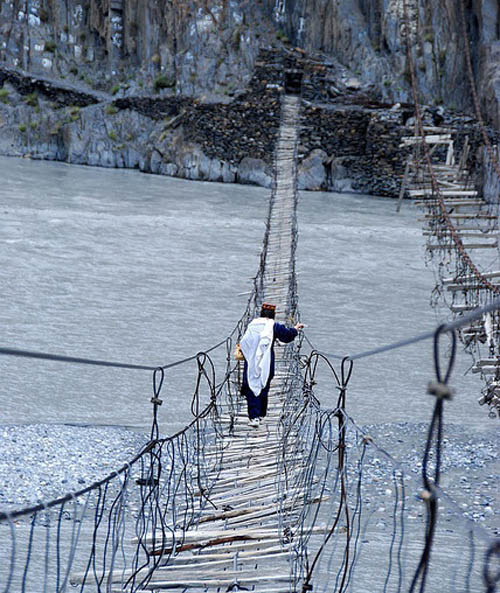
[240,317,275,397]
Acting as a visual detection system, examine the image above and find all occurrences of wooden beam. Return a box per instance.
[409,189,479,197]
[400,134,452,146]
[416,200,486,207]
[442,270,500,284]
[446,282,500,291]
[422,232,497,238]
[427,243,497,249]
[396,160,410,213]
[450,304,479,312]
[419,213,496,219]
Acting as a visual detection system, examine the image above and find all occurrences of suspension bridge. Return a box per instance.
[1,1,500,591]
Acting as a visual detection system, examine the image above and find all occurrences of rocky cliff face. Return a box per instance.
[0,1,498,195]
[266,0,499,128]
[0,0,269,99]
[0,1,498,125]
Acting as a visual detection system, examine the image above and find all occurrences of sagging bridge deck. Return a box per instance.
[95,94,312,592]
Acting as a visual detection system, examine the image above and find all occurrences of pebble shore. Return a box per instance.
[0,421,497,537]
[358,422,499,535]
[0,424,148,512]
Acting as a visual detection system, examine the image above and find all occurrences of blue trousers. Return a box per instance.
[241,362,272,420]
[244,385,270,420]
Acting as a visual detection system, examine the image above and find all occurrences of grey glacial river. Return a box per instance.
[0,155,493,433]
[0,156,497,592]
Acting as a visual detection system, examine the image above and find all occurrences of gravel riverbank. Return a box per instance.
[362,422,498,535]
[1,421,497,539]
[0,424,148,512]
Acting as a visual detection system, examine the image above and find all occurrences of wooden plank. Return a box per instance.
[196,482,318,510]
[423,226,497,231]
[446,140,455,166]
[421,126,454,133]
[460,328,485,335]
[419,214,496,219]
[472,366,500,374]
[458,135,470,170]
[176,544,289,562]
[422,232,497,238]
[400,134,452,146]
[134,527,275,546]
[416,200,486,207]
[446,282,500,291]
[136,524,328,549]
[450,304,479,312]
[472,359,500,367]
[156,551,292,574]
[409,189,479,197]
[194,538,287,555]
[441,270,500,284]
[141,573,292,589]
[194,465,305,496]
[427,243,497,249]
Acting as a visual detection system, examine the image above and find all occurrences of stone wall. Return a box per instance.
[0,1,498,126]
[0,46,498,197]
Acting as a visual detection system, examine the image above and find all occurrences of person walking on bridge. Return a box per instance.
[240,303,303,427]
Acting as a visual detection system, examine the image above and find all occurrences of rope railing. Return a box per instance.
[293,331,499,593]
[0,349,230,591]
[0,292,268,592]
[0,338,230,372]
[303,296,500,362]
[0,90,290,591]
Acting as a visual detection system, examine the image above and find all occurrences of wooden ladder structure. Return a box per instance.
[400,126,500,416]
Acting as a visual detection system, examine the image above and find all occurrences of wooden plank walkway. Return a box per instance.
[110,94,310,592]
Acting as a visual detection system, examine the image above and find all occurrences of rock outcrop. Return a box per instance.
[0,1,498,125]
[0,2,498,195]
[266,0,500,129]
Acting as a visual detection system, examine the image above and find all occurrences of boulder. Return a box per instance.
[236,157,272,188]
[221,161,236,183]
[298,149,327,190]
[328,157,354,193]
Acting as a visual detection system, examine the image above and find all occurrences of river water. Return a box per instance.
[0,156,497,591]
[0,155,494,432]
[0,155,497,497]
